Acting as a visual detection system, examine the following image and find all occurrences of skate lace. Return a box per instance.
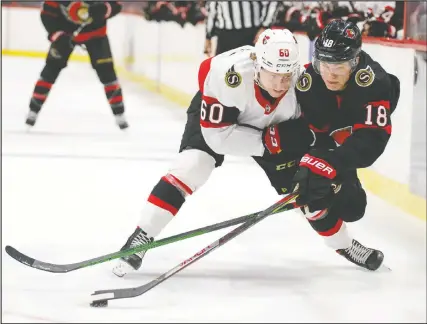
[28,111,38,119]
[131,232,152,257]
[345,241,373,264]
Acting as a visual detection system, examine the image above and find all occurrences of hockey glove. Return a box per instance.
[49,32,74,54]
[292,149,338,212]
[88,2,112,23]
[262,118,314,158]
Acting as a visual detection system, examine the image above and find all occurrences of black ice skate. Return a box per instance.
[336,239,384,271]
[25,111,38,127]
[112,227,153,277]
[114,114,129,130]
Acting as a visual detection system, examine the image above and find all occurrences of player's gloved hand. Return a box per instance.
[292,149,338,212]
[49,31,74,53]
[262,118,314,158]
[88,2,112,23]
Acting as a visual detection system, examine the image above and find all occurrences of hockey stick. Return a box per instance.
[73,23,88,38]
[70,22,90,51]
[90,193,299,306]
[5,205,286,273]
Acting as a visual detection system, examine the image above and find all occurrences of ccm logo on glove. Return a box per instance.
[264,125,282,154]
[300,154,336,179]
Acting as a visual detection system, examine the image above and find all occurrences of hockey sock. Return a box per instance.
[138,174,193,238]
[104,80,124,115]
[307,214,352,250]
[29,78,53,113]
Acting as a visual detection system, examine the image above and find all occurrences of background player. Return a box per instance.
[26,1,128,130]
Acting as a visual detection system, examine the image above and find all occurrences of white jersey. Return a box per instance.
[198,46,301,157]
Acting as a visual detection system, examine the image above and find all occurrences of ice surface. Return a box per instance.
[2,57,426,323]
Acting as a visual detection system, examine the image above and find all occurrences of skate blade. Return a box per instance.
[112,259,136,278]
[379,263,392,272]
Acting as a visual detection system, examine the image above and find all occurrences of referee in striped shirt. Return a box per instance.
[204,1,278,56]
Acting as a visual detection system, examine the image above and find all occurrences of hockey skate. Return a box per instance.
[336,239,384,271]
[112,227,153,277]
[25,111,38,127]
[114,114,129,130]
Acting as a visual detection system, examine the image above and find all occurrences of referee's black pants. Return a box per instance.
[215,27,260,55]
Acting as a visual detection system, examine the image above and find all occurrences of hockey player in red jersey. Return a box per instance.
[292,20,400,271]
[26,1,128,130]
[112,28,315,277]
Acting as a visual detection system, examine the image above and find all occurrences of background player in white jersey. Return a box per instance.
[112,29,314,277]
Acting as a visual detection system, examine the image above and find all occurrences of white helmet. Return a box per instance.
[254,28,300,75]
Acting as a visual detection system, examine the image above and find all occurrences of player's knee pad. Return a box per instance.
[300,193,367,236]
[331,179,367,222]
[45,47,70,71]
[302,207,343,238]
[40,63,64,84]
[339,190,367,222]
[298,207,330,222]
[167,149,216,194]
[93,60,117,84]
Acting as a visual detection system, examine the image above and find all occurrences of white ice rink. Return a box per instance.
[2,57,426,323]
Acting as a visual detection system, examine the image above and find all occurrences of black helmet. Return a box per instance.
[313,19,362,73]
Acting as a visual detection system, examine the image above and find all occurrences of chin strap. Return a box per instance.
[254,72,267,91]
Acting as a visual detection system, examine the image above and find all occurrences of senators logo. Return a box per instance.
[61,2,91,25]
[330,126,352,146]
[355,65,375,87]
[225,65,242,88]
[262,35,270,44]
[296,72,312,92]
[345,28,356,39]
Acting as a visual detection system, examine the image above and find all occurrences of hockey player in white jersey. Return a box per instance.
[112,29,314,277]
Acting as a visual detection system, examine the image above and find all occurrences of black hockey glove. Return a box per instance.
[88,3,112,23]
[292,149,338,212]
[262,118,314,159]
[49,32,74,54]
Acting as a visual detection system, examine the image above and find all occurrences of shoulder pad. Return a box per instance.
[212,47,254,90]
[354,52,390,89]
[203,48,254,108]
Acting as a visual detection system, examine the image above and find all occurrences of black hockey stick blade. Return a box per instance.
[4,210,265,273]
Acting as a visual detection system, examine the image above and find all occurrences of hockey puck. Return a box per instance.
[90,300,108,308]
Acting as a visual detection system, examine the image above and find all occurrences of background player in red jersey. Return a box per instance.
[26,1,128,130]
